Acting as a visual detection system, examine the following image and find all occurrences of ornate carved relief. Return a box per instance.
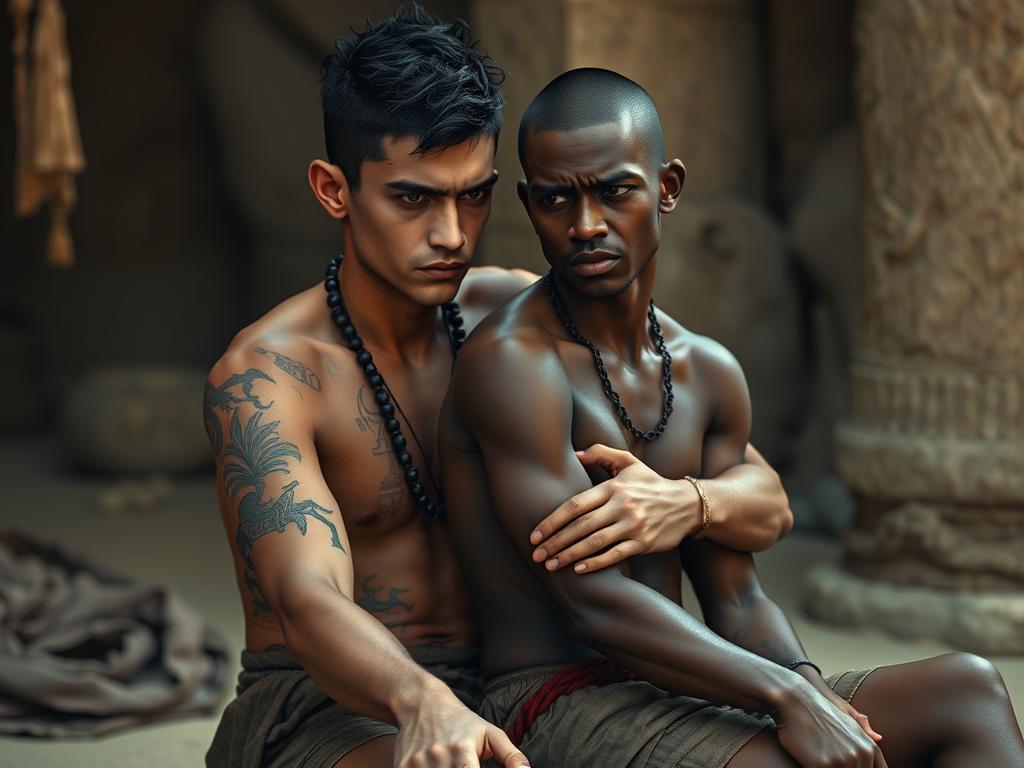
[855,0,1024,364]
[843,501,1024,590]
[815,1,1024,650]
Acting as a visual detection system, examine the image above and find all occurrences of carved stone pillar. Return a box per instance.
[804,0,1024,652]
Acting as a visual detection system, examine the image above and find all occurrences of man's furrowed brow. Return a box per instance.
[595,169,645,186]
[385,171,498,197]
[458,172,499,196]
[530,181,573,197]
[529,169,644,196]
[385,180,448,196]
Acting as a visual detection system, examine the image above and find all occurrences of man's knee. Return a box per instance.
[931,652,1010,704]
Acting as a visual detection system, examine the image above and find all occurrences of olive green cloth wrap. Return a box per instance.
[479,663,875,768]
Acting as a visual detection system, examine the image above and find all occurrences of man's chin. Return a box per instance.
[556,270,633,302]
[409,280,463,308]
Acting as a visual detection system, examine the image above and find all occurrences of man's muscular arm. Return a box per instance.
[451,334,883,767]
[681,346,885,750]
[207,346,527,768]
[530,342,792,573]
[449,333,801,711]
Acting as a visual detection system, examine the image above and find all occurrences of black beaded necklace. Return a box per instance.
[544,270,674,441]
[324,256,464,519]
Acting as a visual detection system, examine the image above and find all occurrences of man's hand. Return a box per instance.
[393,681,529,768]
[530,444,701,573]
[774,683,888,768]
[793,666,883,744]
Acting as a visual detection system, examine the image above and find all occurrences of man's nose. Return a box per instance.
[428,199,467,252]
[568,197,608,241]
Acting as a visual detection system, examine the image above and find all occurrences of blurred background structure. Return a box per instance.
[1,0,1022,765]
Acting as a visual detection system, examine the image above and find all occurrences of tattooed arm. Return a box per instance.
[206,347,422,720]
[205,345,525,768]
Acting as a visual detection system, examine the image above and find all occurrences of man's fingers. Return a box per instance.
[572,540,642,573]
[858,714,883,742]
[849,707,883,742]
[484,726,530,767]
[533,510,614,564]
[425,742,451,768]
[575,443,637,475]
[541,523,629,570]
[450,740,480,768]
[530,484,612,546]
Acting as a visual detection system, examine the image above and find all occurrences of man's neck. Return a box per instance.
[555,254,658,365]
[337,255,446,363]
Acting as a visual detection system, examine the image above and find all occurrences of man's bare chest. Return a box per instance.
[316,354,449,531]
[565,354,710,481]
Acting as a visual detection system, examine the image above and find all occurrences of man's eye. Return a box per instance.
[604,185,631,199]
[399,193,425,205]
[541,193,569,207]
[462,189,487,201]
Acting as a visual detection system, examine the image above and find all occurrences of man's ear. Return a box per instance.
[517,179,530,215]
[658,160,686,214]
[308,159,351,221]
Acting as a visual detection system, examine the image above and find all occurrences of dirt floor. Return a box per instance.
[1,437,1021,767]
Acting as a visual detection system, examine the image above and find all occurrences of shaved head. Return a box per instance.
[518,68,664,172]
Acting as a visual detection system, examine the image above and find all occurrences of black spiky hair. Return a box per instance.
[320,3,505,190]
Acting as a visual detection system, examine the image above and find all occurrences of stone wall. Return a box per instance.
[805,0,1024,651]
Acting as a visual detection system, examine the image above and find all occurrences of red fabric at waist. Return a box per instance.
[507,658,636,746]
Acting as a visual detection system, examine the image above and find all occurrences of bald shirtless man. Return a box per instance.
[204,9,795,768]
[441,68,1024,768]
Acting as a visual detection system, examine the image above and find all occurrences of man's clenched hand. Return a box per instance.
[529,444,702,573]
[793,666,883,745]
[393,680,529,768]
[774,681,887,768]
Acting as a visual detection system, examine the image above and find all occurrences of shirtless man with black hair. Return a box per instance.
[204,9,795,768]
[441,68,1024,768]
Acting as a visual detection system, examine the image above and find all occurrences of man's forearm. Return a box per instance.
[705,590,808,667]
[700,451,793,552]
[276,578,453,724]
[570,573,810,714]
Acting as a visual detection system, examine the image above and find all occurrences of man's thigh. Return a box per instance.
[725,730,798,768]
[332,734,395,768]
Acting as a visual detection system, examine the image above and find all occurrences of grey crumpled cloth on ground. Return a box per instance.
[0,530,229,737]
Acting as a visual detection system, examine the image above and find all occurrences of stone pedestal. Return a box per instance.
[804,0,1024,653]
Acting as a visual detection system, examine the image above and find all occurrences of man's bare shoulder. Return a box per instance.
[455,283,566,396]
[654,310,745,387]
[460,280,554,349]
[210,284,333,398]
[455,266,540,325]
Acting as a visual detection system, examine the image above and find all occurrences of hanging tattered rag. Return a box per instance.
[0,531,229,737]
[9,0,86,267]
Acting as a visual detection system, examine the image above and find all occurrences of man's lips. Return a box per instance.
[569,250,622,277]
[418,261,468,280]
[568,250,622,266]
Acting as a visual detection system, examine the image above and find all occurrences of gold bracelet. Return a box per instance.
[683,475,712,539]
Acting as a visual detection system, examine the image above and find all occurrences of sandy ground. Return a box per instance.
[1,437,1021,767]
